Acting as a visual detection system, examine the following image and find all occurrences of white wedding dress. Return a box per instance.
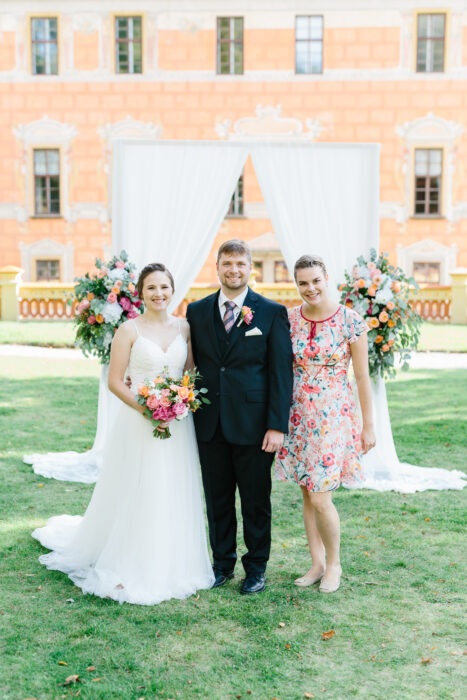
[32,327,215,605]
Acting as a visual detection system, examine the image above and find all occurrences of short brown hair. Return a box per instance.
[293,255,327,280]
[217,238,251,263]
[137,263,175,298]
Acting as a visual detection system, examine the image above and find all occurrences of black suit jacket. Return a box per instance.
[186,287,293,445]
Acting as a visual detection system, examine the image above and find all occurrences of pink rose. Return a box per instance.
[133,300,142,308]
[115,261,125,268]
[127,308,139,319]
[87,315,96,325]
[119,296,132,311]
[146,394,160,410]
[173,402,187,416]
[107,292,117,303]
[159,396,171,407]
[115,279,123,287]
[78,299,90,313]
[153,406,173,422]
[129,272,135,279]
[161,389,170,397]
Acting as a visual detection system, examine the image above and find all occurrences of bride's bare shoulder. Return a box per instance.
[114,319,138,342]
[177,317,190,339]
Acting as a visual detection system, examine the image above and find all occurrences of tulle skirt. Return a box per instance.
[32,402,215,605]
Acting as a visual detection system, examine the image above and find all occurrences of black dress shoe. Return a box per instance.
[212,569,234,588]
[240,573,266,595]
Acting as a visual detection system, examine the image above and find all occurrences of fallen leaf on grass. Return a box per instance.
[424,518,430,522]
[176,631,182,636]
[91,678,103,682]
[421,657,434,664]
[321,630,335,640]
[59,674,80,686]
[430,646,437,652]
[304,693,315,698]
[155,630,161,638]
[65,598,74,603]
[36,585,42,591]
[86,666,96,672]
[364,516,370,521]
[38,484,44,488]
[449,563,457,566]
[363,551,370,557]
[58,661,68,666]
[285,643,291,649]
[278,622,286,628]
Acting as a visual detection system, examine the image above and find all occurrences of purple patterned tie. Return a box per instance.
[223,301,236,333]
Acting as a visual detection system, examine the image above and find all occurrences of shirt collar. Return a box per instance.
[219,286,249,310]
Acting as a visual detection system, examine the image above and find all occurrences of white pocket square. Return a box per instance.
[245,327,263,336]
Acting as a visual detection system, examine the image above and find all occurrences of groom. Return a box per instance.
[187,239,293,594]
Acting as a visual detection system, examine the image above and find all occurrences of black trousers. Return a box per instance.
[197,423,274,575]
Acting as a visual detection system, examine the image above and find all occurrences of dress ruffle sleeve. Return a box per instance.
[346,308,368,344]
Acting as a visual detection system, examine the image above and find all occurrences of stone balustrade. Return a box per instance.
[1,267,466,324]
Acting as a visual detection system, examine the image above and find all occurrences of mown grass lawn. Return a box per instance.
[1,320,467,353]
[0,358,466,700]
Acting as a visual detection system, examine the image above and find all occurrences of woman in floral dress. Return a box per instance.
[275,255,375,593]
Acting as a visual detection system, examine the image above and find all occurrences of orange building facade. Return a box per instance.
[0,0,466,288]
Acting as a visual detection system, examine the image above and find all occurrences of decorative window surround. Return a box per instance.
[216,104,323,140]
[98,116,162,219]
[19,237,74,282]
[13,116,77,221]
[395,112,463,223]
[396,238,458,286]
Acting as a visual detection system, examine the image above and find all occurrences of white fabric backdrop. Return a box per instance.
[252,142,465,492]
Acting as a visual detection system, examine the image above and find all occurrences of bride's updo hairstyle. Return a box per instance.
[293,254,327,280]
[137,263,175,298]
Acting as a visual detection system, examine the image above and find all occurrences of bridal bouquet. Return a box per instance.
[339,249,422,379]
[136,368,210,439]
[73,250,142,363]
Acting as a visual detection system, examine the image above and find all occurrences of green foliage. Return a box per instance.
[0,359,466,699]
[339,249,423,380]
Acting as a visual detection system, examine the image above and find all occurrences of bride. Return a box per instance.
[32,263,215,604]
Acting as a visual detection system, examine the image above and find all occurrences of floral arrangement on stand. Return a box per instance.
[339,249,422,380]
[136,368,210,439]
[73,250,142,363]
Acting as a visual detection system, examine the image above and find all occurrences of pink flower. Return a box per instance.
[129,272,135,279]
[115,261,125,268]
[146,394,160,410]
[291,413,301,426]
[77,299,90,313]
[160,396,171,407]
[323,453,335,467]
[153,406,173,422]
[160,388,170,397]
[278,447,288,460]
[119,296,132,311]
[173,402,188,416]
[107,292,118,303]
[306,341,320,358]
[127,308,139,319]
[340,404,350,416]
[87,315,96,325]
[133,299,143,308]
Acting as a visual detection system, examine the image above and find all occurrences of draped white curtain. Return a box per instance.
[252,142,466,492]
[112,140,249,309]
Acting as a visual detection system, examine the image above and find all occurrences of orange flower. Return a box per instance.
[387,301,395,310]
[154,376,164,384]
[392,281,401,293]
[357,278,366,288]
[382,343,390,352]
[369,317,380,328]
[345,300,353,308]
[368,285,377,297]
[95,314,104,323]
[387,318,396,328]
[375,335,384,344]
[128,282,135,292]
[387,339,395,347]
[379,311,389,323]
[187,390,195,402]
[178,386,189,400]
[181,374,190,386]
[112,286,120,294]
[138,384,149,397]
[87,292,95,301]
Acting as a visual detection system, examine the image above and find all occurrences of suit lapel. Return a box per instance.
[206,290,222,360]
[224,287,259,358]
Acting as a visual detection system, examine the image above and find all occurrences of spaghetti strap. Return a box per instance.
[177,317,182,335]
[132,318,140,336]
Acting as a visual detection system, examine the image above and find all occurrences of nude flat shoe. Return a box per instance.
[294,571,325,587]
[318,567,342,594]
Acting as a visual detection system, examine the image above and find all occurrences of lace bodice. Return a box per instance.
[128,334,187,390]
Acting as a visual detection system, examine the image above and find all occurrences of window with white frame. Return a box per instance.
[412,261,441,285]
[416,13,446,73]
[295,16,323,74]
[227,174,244,216]
[217,17,243,75]
[36,259,61,281]
[31,17,58,75]
[34,149,60,216]
[115,16,143,74]
[414,148,442,216]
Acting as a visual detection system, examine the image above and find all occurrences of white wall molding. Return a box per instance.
[396,238,458,285]
[216,104,323,141]
[69,203,108,224]
[19,237,74,282]
[0,203,28,224]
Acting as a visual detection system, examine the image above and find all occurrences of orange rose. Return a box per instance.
[369,317,380,328]
[382,343,390,352]
[87,292,95,301]
[178,386,189,400]
[379,311,389,323]
[368,285,377,297]
[375,335,384,344]
[387,319,396,328]
[187,390,195,402]
[112,286,120,294]
[392,281,401,293]
[181,374,190,386]
[154,376,164,384]
[387,301,395,310]
[128,282,135,292]
[357,278,366,288]
[95,314,104,323]
[138,384,149,397]
[387,339,395,347]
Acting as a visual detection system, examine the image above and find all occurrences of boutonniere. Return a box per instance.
[237,305,254,327]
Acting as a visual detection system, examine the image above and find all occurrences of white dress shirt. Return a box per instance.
[218,287,249,323]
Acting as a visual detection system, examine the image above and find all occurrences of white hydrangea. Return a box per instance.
[375,287,394,305]
[103,331,114,349]
[108,268,126,281]
[102,301,123,324]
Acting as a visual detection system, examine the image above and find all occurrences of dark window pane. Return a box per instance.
[429,202,439,214]
[133,17,142,39]
[274,261,292,283]
[432,41,444,71]
[415,190,426,201]
[416,39,427,71]
[233,18,243,41]
[253,261,263,283]
[48,19,58,40]
[31,19,45,41]
[218,18,230,40]
[415,202,425,214]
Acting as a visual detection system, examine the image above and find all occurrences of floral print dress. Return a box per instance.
[275,304,368,492]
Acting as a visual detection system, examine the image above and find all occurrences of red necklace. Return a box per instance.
[300,305,340,343]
